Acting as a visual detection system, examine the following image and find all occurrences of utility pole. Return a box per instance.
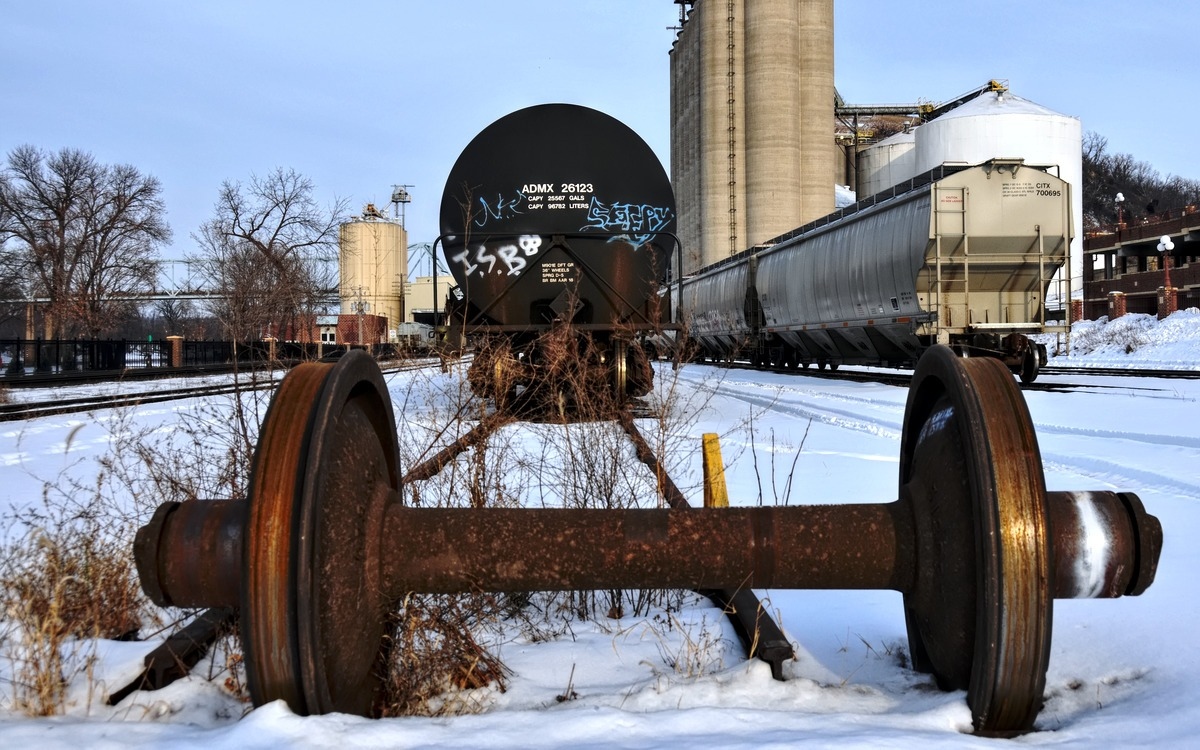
[353,285,369,345]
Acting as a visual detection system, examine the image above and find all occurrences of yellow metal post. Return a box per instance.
[702,432,729,508]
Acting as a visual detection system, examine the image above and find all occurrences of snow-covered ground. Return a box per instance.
[1045,308,1200,370]
[1,311,1198,747]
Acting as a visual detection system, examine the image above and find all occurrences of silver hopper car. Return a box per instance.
[678,159,1072,383]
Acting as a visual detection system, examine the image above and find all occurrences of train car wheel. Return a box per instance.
[612,339,628,400]
[898,346,1051,735]
[243,351,399,716]
[1019,349,1040,384]
[626,342,653,398]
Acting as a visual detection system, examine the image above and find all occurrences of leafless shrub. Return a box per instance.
[647,610,731,678]
[0,366,279,716]
[0,454,151,715]
[382,593,511,717]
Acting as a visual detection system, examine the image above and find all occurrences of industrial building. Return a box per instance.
[337,202,407,344]
[669,1,1083,307]
[670,0,836,275]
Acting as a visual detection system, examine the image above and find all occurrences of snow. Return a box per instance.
[1050,308,1200,370]
[2,310,1199,747]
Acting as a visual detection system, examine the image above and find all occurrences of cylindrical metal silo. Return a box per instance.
[339,210,408,335]
[744,0,801,247]
[670,6,703,274]
[912,91,1083,302]
[671,0,835,274]
[857,129,917,198]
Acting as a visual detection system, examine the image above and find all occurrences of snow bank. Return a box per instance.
[1049,308,1200,370]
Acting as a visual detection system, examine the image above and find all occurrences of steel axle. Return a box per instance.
[133,348,1162,736]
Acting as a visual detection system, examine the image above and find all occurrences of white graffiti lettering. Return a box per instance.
[519,235,542,256]
[451,247,478,276]
[495,243,524,275]
[475,191,525,227]
[452,235,544,278]
[473,244,498,275]
[582,197,673,246]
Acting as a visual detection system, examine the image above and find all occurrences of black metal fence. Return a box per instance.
[1,338,158,376]
[1,338,425,379]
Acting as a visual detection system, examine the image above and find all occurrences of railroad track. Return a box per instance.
[712,359,912,386]
[0,359,444,422]
[707,358,1197,392]
[0,380,276,422]
[1041,364,1200,380]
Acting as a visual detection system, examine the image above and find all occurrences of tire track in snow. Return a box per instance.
[1039,451,1200,499]
[1031,422,1200,451]
[680,372,904,440]
[678,369,1200,500]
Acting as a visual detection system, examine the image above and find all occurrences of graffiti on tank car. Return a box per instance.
[581,197,673,246]
[474,190,526,227]
[451,234,543,278]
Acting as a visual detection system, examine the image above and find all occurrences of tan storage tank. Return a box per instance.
[339,205,407,339]
[797,0,835,228]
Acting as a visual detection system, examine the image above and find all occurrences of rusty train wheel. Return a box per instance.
[612,338,628,401]
[243,351,400,716]
[898,346,1052,736]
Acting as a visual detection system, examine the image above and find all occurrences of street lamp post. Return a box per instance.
[1158,234,1175,290]
[1158,235,1176,319]
[1115,192,1125,230]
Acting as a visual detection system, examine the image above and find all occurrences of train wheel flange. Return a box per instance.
[899,346,1052,735]
[1019,348,1040,384]
[243,351,400,716]
[611,338,628,401]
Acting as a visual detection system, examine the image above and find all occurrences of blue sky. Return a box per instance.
[3,1,1193,260]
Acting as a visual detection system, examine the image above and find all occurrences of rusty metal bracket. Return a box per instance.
[107,607,235,706]
[618,410,794,681]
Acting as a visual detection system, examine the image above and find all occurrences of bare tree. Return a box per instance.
[152,295,196,336]
[0,145,169,337]
[193,168,345,342]
[1083,131,1200,231]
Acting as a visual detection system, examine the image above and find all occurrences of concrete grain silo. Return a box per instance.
[671,0,836,275]
[339,204,408,338]
[744,0,800,253]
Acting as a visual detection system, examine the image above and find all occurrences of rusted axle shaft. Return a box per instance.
[137,489,1156,611]
[129,349,1167,735]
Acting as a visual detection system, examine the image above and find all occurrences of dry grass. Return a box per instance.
[0,368,278,716]
[382,593,511,717]
[0,481,149,715]
[0,326,737,719]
